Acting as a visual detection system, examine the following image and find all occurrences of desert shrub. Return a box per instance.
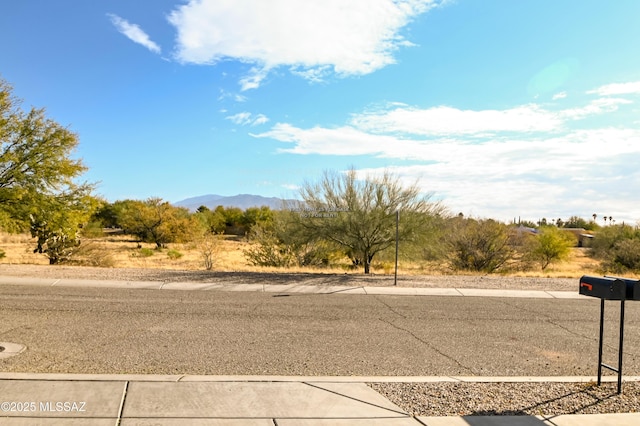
[80,220,104,238]
[445,218,514,273]
[0,248,5,259]
[117,198,203,248]
[588,224,640,273]
[0,210,28,234]
[167,249,183,260]
[196,233,223,270]
[65,242,116,267]
[243,210,338,268]
[220,206,245,235]
[241,206,274,235]
[563,215,599,231]
[30,224,81,265]
[524,226,576,270]
[137,247,154,257]
[195,206,226,234]
[590,224,639,258]
[243,223,293,267]
[603,239,640,273]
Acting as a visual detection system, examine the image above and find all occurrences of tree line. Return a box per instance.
[2,77,639,273]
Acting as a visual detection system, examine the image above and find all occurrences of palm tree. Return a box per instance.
[593,213,597,222]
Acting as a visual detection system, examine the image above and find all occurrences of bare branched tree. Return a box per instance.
[296,168,444,273]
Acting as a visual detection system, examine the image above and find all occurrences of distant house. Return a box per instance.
[512,225,593,247]
[562,228,594,247]
[514,225,539,236]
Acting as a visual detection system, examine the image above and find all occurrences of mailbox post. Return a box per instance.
[579,275,640,394]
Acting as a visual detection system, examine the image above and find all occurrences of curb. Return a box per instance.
[1,373,639,383]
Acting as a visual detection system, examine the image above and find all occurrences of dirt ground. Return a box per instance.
[0,263,580,291]
[0,231,604,291]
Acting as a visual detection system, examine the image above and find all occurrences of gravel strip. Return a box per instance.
[0,264,578,291]
[368,382,640,416]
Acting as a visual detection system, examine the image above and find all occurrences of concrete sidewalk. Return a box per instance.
[1,375,639,425]
[0,275,586,299]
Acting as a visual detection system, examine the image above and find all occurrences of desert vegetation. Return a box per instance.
[1,77,639,277]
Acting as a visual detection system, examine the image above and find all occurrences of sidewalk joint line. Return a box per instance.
[454,288,464,296]
[303,381,409,416]
[541,413,561,426]
[413,416,429,426]
[51,279,60,286]
[327,286,364,294]
[116,380,129,425]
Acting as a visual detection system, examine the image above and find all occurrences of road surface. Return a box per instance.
[1,283,639,376]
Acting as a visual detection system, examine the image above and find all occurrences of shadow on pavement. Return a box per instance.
[464,383,621,424]
[462,415,546,425]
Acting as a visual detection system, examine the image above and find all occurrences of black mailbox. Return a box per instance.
[579,275,640,394]
[579,275,640,301]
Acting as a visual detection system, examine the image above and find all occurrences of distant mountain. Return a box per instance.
[174,194,298,211]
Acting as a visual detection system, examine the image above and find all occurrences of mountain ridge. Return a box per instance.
[174,194,298,211]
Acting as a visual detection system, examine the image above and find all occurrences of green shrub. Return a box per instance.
[243,224,293,267]
[525,227,575,270]
[80,220,104,238]
[606,239,640,273]
[138,247,154,257]
[445,218,514,273]
[590,224,640,272]
[590,224,638,259]
[167,249,183,260]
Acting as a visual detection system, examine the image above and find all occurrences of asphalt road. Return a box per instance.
[1,284,640,376]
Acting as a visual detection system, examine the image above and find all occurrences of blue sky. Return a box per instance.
[2,0,640,224]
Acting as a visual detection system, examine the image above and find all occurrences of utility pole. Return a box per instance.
[394,210,399,286]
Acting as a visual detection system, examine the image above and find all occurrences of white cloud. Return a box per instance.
[559,97,631,120]
[552,91,567,100]
[226,112,269,126]
[252,114,269,126]
[253,94,640,222]
[218,90,247,103]
[239,67,271,91]
[282,183,301,190]
[345,96,633,137]
[351,128,640,222]
[588,81,640,96]
[108,14,161,54]
[253,123,404,156]
[167,0,441,89]
[350,104,564,136]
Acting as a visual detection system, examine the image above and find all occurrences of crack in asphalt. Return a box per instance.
[372,295,407,319]
[494,298,640,360]
[371,295,475,374]
[378,317,476,374]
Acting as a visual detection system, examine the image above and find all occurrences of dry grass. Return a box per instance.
[0,232,49,265]
[511,247,603,278]
[0,231,615,278]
